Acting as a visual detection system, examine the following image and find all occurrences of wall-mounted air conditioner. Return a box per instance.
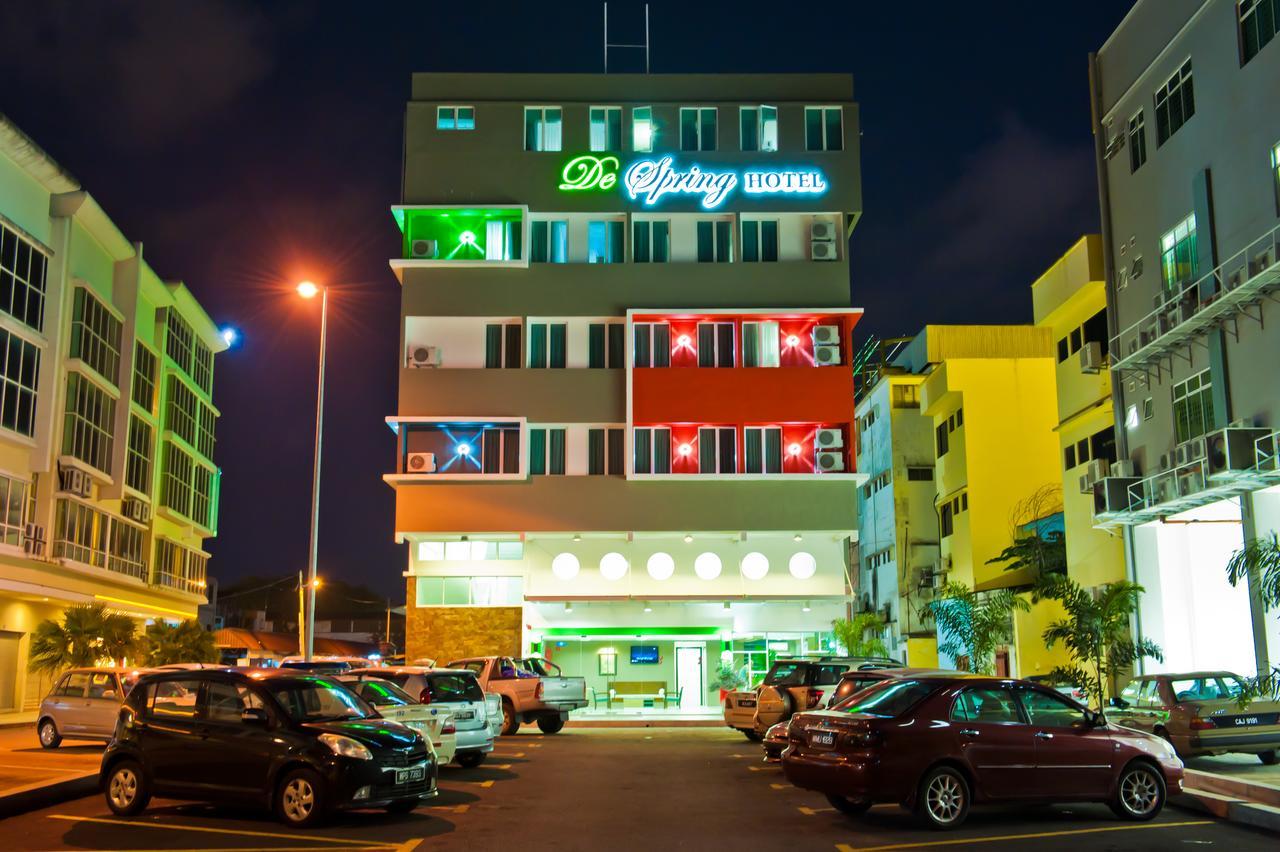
[58,465,91,498]
[814,344,841,366]
[811,241,838,261]
[406,452,437,474]
[410,239,438,259]
[122,498,151,525]
[1086,458,1110,483]
[1205,426,1270,478]
[815,428,843,450]
[1079,341,1102,374]
[1111,459,1135,478]
[816,450,844,472]
[1078,473,1093,495]
[1250,246,1276,277]
[1093,477,1141,514]
[812,325,840,345]
[810,221,836,241]
[23,523,46,557]
[1153,473,1178,505]
[406,345,440,368]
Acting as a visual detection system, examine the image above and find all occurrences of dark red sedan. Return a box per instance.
[781,673,1183,830]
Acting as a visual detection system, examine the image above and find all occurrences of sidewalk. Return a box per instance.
[0,726,101,818]
[1175,754,1280,833]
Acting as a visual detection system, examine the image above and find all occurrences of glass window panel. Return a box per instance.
[442,577,470,605]
[445,541,470,561]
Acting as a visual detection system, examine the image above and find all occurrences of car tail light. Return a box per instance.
[442,723,456,734]
[536,681,544,701]
[419,687,433,705]
[840,729,883,748]
[1189,716,1215,731]
[808,689,824,708]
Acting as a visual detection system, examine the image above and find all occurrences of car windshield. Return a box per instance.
[426,673,484,703]
[280,661,351,673]
[763,662,806,687]
[268,678,375,722]
[1169,675,1248,702]
[353,680,415,707]
[838,679,935,718]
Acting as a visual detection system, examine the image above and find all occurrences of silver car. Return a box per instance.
[37,667,148,748]
[351,667,494,767]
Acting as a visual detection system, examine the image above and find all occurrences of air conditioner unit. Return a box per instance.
[1111,459,1135,478]
[58,465,91,498]
[410,239,438,259]
[816,450,845,472]
[814,344,841,366]
[812,325,840,345]
[1086,458,1110,484]
[1078,473,1093,495]
[810,221,836,241]
[811,241,838,261]
[1177,469,1203,497]
[23,523,46,557]
[1153,473,1178,505]
[1139,323,1158,346]
[1226,266,1247,291]
[1158,453,1170,472]
[406,452,437,474]
[1079,341,1102,374]
[1250,246,1276,277]
[1093,477,1142,515]
[406,345,440,368]
[1173,444,1190,468]
[1205,426,1270,478]
[815,428,844,449]
[1103,132,1125,160]
[122,498,151,525]
[1184,437,1207,463]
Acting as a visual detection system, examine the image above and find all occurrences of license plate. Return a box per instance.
[1222,713,1278,727]
[738,699,756,708]
[456,710,474,720]
[810,730,836,749]
[395,767,425,784]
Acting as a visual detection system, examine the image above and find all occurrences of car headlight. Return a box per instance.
[319,733,372,760]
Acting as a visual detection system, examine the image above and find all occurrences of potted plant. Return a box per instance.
[710,661,745,704]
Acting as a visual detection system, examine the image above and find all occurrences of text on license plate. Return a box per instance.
[395,767,425,784]
[738,699,756,708]
[810,731,836,749]
[1225,713,1278,727]
[456,711,474,720]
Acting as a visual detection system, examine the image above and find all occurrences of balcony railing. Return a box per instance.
[1093,428,1280,527]
[154,570,205,596]
[1110,222,1280,374]
[52,538,147,583]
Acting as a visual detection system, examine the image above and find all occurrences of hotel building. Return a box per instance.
[1089,0,1280,674]
[389,73,864,709]
[0,115,224,713]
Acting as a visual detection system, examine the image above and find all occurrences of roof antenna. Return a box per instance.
[604,3,650,74]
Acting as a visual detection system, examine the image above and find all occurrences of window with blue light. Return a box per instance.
[589,106,622,151]
[437,106,475,130]
[587,220,624,263]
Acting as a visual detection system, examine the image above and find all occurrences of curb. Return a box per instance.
[0,772,98,819]
[1173,788,1280,834]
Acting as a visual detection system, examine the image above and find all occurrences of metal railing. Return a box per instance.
[1110,222,1280,374]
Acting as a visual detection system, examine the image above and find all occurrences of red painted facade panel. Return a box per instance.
[631,367,855,426]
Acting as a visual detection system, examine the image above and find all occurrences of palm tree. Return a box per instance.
[1226,536,1280,610]
[926,582,1029,675]
[832,613,889,658]
[137,620,219,666]
[27,603,139,674]
[1033,574,1161,710]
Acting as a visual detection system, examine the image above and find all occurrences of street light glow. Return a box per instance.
[220,326,239,346]
[297,281,319,299]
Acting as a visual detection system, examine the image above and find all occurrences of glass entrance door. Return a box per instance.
[674,645,704,710]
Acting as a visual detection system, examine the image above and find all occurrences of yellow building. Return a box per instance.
[0,116,225,716]
[895,325,1070,677]
[1031,236,1126,591]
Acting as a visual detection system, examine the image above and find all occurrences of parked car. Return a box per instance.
[352,667,494,767]
[449,656,587,735]
[337,676,456,765]
[782,673,1183,830]
[762,722,789,762]
[1111,671,1280,764]
[724,656,903,740]
[279,655,376,673]
[1026,675,1088,705]
[38,668,150,748]
[100,668,436,826]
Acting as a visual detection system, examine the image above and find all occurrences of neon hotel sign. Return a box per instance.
[558,154,827,209]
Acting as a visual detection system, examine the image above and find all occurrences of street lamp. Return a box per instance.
[297,280,328,661]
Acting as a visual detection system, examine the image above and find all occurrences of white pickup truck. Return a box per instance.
[449,656,587,735]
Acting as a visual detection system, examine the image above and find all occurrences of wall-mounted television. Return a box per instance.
[630,645,659,665]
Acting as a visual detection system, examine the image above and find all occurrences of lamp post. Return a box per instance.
[297,280,327,660]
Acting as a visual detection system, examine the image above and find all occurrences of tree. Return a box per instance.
[27,603,138,675]
[832,613,889,658]
[137,620,219,666]
[988,484,1067,578]
[1032,574,1161,711]
[926,582,1029,675]
[1225,536,1280,704]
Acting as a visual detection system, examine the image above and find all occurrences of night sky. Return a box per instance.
[0,1,1131,597]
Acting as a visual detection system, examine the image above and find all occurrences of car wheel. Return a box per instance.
[536,715,565,734]
[385,799,419,814]
[743,730,763,742]
[826,793,872,816]
[1110,762,1165,821]
[456,751,486,768]
[37,719,61,749]
[104,760,150,817]
[276,767,328,828]
[1258,750,1277,766]
[915,766,970,830]
[500,699,520,736]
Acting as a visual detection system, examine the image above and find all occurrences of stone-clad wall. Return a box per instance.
[404,579,522,663]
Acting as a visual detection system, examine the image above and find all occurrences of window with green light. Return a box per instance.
[632,106,655,152]
[401,209,524,262]
[1159,213,1197,298]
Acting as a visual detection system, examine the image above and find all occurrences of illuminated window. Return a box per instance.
[125,415,153,494]
[0,326,39,437]
[524,106,562,151]
[530,219,568,263]
[529,427,566,475]
[632,106,654,152]
[418,540,523,562]
[161,440,216,528]
[166,375,216,459]
[632,220,669,263]
[132,342,157,412]
[1172,369,1214,443]
[1159,213,1198,298]
[1240,0,1279,64]
[741,219,779,262]
[589,106,622,151]
[437,105,475,130]
[69,287,122,386]
[744,427,782,473]
[740,105,777,152]
[528,323,567,369]
[416,575,523,607]
[62,372,115,472]
[0,221,48,331]
[633,427,671,474]
[1154,61,1194,146]
[679,107,716,151]
[741,321,780,368]
[698,427,737,473]
[0,473,30,546]
[632,322,671,368]
[805,107,843,151]
[696,219,732,262]
[587,220,624,263]
[1128,110,1147,173]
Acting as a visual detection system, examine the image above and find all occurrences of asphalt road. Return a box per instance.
[0,726,100,796]
[2,726,1277,850]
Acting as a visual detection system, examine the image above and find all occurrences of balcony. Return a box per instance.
[631,365,854,424]
[1093,427,1280,527]
[399,368,624,422]
[1111,222,1280,375]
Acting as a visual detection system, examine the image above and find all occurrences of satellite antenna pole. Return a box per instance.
[604,2,608,73]
[604,3,651,74]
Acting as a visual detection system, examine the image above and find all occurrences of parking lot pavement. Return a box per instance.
[3,727,1279,850]
[0,726,101,801]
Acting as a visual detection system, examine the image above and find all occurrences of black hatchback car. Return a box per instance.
[100,668,437,827]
